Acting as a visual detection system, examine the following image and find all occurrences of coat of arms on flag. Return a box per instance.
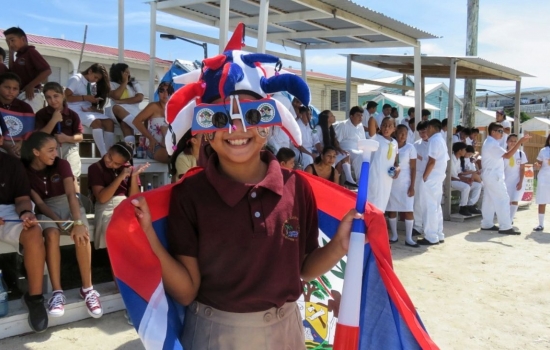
[0,108,35,140]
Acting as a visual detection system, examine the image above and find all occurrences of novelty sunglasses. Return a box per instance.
[192,95,281,134]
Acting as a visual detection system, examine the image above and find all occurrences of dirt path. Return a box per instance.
[1,205,548,349]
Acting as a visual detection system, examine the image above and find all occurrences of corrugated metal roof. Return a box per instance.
[349,54,534,81]
[379,92,439,110]
[285,67,357,83]
[0,29,171,66]
[157,0,438,50]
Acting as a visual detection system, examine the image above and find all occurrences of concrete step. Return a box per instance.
[0,282,125,340]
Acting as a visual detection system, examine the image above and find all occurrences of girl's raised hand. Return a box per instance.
[52,110,63,123]
[132,163,150,177]
[131,197,153,230]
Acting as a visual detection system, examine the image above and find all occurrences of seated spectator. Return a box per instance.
[315,110,356,186]
[463,145,482,183]
[0,72,34,157]
[170,129,201,181]
[0,47,7,74]
[390,107,399,120]
[441,118,448,139]
[386,125,417,247]
[336,106,367,181]
[0,127,48,332]
[304,146,340,185]
[468,128,480,146]
[65,63,113,156]
[421,109,431,121]
[453,127,471,144]
[276,147,295,170]
[21,132,102,319]
[450,142,482,216]
[88,142,148,249]
[292,106,321,169]
[35,82,83,192]
[132,82,172,163]
[108,63,144,146]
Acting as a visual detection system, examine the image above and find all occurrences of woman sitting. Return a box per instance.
[21,132,101,319]
[170,129,201,182]
[304,146,340,185]
[88,142,148,249]
[132,82,173,163]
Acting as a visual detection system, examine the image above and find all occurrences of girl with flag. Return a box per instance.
[503,134,528,223]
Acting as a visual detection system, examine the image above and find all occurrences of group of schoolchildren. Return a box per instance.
[0,26,168,333]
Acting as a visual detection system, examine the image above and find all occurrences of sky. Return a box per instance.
[1,0,549,95]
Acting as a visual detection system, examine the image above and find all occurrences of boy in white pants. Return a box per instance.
[451,142,482,216]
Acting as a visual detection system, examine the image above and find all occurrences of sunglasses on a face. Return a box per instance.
[192,97,281,134]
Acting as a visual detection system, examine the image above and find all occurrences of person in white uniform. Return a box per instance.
[406,118,416,144]
[503,134,528,223]
[108,63,144,146]
[495,110,510,149]
[361,101,379,137]
[292,106,321,169]
[412,121,429,236]
[315,110,357,186]
[450,142,482,216]
[367,115,398,212]
[335,106,367,181]
[418,119,449,245]
[65,63,114,157]
[480,122,531,234]
[386,125,418,247]
[401,107,415,126]
[533,134,550,231]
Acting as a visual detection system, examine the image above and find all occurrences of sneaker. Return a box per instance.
[459,206,472,216]
[468,205,482,214]
[22,293,48,333]
[47,291,66,317]
[80,288,103,318]
[533,225,544,232]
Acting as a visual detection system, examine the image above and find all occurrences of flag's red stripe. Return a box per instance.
[333,324,360,350]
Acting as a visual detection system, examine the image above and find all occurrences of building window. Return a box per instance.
[331,90,347,112]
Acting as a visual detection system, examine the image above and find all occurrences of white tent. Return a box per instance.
[474,107,513,128]
[521,117,550,136]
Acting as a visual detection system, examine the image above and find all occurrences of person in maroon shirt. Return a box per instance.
[21,132,102,320]
[0,72,34,157]
[0,47,7,74]
[88,142,148,250]
[4,27,51,112]
[131,93,361,349]
[0,128,48,333]
[35,82,84,192]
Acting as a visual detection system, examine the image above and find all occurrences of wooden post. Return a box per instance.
[462,0,479,128]
[444,58,458,221]
[514,80,521,134]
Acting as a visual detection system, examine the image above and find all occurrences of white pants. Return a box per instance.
[413,174,424,233]
[451,181,482,206]
[422,178,444,243]
[18,91,45,113]
[481,172,512,230]
[345,149,364,180]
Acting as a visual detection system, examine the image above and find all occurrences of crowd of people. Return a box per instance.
[0,25,549,341]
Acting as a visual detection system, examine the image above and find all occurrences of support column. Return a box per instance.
[346,54,352,115]
[118,0,124,63]
[149,1,157,100]
[514,80,521,134]
[413,43,422,123]
[300,45,307,84]
[444,58,458,221]
[463,0,479,127]
[421,75,426,111]
[257,0,269,53]
[219,0,229,53]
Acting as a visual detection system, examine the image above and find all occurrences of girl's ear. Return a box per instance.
[32,148,40,158]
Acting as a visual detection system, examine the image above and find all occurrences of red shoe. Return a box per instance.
[80,288,103,318]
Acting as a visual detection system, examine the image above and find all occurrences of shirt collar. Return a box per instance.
[205,151,284,207]
[16,46,31,55]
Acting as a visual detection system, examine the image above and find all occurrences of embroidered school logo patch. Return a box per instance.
[50,174,61,183]
[258,103,275,123]
[196,108,214,128]
[282,217,300,241]
[65,119,73,126]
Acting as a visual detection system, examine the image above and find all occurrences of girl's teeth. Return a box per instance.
[227,139,248,146]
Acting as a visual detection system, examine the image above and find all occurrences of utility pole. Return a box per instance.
[463,0,479,128]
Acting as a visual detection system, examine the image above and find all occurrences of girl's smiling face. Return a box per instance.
[33,138,58,166]
[44,90,64,110]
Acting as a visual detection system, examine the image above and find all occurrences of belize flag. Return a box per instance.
[107,169,438,350]
[0,108,35,140]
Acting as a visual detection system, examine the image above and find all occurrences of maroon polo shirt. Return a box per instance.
[0,98,34,114]
[26,158,74,199]
[0,152,30,205]
[35,106,83,136]
[88,158,134,197]
[10,45,50,89]
[0,63,8,75]
[167,151,319,313]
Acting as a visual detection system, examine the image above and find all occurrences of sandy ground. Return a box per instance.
[1,204,549,350]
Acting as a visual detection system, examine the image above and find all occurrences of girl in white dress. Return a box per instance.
[108,63,144,146]
[533,134,550,231]
[504,134,528,223]
[386,125,417,247]
[65,63,114,156]
[367,116,399,212]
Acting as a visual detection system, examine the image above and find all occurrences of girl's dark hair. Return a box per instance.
[21,132,58,170]
[109,63,134,88]
[317,110,336,148]
[0,72,21,87]
[157,81,174,95]
[452,142,467,154]
[396,124,408,133]
[315,145,336,164]
[43,82,67,107]
[170,129,194,177]
[455,125,464,133]
[110,142,134,165]
[465,145,475,153]
[81,63,110,109]
[545,134,550,148]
